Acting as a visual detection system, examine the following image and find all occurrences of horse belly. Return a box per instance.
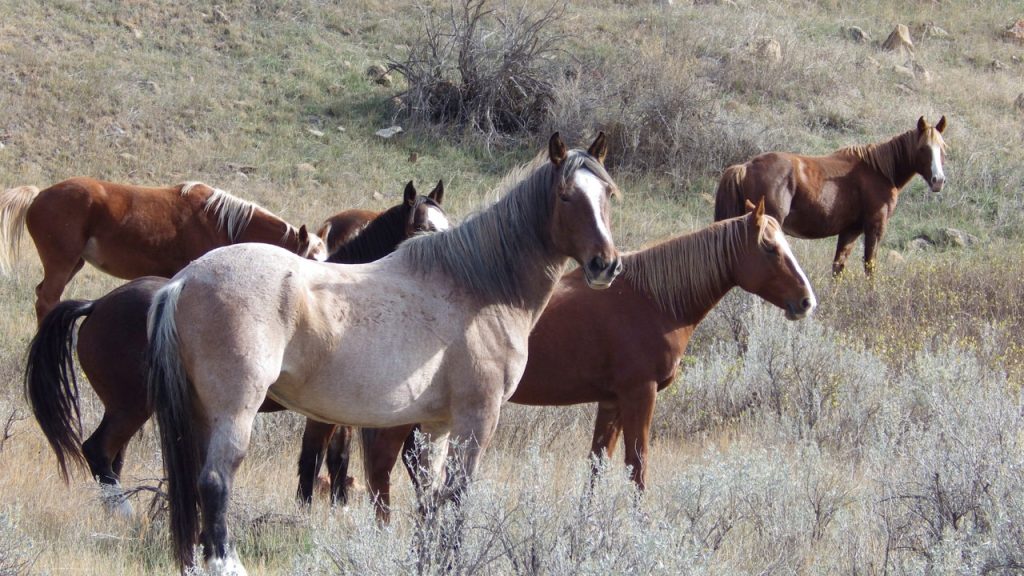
[275,326,451,427]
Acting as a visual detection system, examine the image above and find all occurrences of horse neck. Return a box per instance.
[238,209,299,250]
[843,130,918,190]
[327,207,404,264]
[399,162,567,318]
[623,221,741,327]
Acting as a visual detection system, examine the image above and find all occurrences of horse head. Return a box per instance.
[548,132,622,289]
[915,115,947,193]
[403,180,449,237]
[296,225,329,261]
[735,198,816,320]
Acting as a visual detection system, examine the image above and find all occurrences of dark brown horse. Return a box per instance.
[317,180,446,254]
[0,177,328,322]
[23,181,448,514]
[356,200,816,521]
[714,116,947,276]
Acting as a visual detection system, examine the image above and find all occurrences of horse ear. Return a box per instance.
[587,131,608,164]
[299,224,309,243]
[744,199,757,212]
[917,116,928,132]
[549,132,568,167]
[429,179,444,204]
[755,198,765,223]
[404,181,417,207]
[935,115,947,133]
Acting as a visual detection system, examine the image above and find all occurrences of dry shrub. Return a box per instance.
[390,0,568,142]
[545,47,766,190]
[0,512,35,576]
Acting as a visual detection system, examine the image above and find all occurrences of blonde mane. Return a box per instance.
[837,127,944,186]
[180,182,257,243]
[623,214,778,320]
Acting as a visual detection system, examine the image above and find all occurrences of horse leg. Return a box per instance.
[862,219,887,277]
[325,425,353,506]
[361,424,417,523]
[831,228,861,278]
[34,257,85,323]
[295,419,335,505]
[199,417,255,576]
[618,385,657,491]
[590,401,622,480]
[82,410,146,517]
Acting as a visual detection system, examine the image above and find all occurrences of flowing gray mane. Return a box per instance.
[399,150,615,306]
[623,214,775,320]
[181,182,257,243]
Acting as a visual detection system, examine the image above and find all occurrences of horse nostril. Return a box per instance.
[613,259,623,276]
[589,256,606,273]
[801,298,813,311]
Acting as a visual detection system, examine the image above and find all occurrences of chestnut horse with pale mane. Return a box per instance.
[147,133,620,574]
[357,199,817,521]
[714,116,947,276]
[0,177,328,322]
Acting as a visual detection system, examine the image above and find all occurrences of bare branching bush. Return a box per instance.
[390,0,567,142]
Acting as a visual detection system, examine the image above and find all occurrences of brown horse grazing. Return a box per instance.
[356,199,816,521]
[714,116,947,276]
[317,180,446,254]
[0,177,328,322]
[147,133,620,573]
[23,181,449,516]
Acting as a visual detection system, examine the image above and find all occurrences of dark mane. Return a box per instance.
[399,150,615,306]
[326,203,408,264]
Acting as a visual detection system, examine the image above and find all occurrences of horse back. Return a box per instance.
[28,178,226,277]
[317,209,379,253]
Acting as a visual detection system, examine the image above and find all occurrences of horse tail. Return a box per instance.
[146,279,199,568]
[23,298,95,483]
[0,185,41,273]
[713,164,747,221]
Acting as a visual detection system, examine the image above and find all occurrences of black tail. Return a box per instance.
[24,299,95,482]
[146,279,199,569]
[713,164,748,221]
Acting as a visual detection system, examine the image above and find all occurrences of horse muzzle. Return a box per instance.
[929,176,945,193]
[584,255,623,290]
[785,294,816,320]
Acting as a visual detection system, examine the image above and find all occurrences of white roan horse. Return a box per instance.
[147,133,622,574]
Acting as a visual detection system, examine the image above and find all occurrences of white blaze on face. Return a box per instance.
[930,141,945,189]
[573,169,613,246]
[426,205,450,231]
[774,227,816,312]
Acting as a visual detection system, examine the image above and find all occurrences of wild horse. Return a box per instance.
[0,178,328,321]
[714,115,947,276]
[147,133,620,573]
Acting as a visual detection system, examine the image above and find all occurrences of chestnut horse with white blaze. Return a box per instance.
[714,116,947,276]
[358,199,816,521]
[146,133,621,574]
[0,177,328,321]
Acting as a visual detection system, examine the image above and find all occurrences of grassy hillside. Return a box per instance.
[1,0,1023,574]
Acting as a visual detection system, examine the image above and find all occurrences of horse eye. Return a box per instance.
[764,244,779,255]
[559,193,572,203]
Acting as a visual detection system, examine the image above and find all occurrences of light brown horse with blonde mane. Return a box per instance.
[714,116,947,276]
[147,133,621,574]
[0,177,327,321]
[357,199,816,521]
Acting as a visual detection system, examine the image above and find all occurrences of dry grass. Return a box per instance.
[1,0,1024,574]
